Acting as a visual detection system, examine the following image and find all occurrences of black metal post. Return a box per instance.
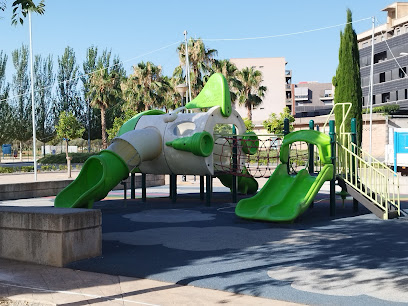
[170,174,177,203]
[122,181,127,200]
[283,118,290,172]
[200,175,204,200]
[351,118,359,212]
[329,120,336,216]
[309,120,314,208]
[206,175,212,206]
[232,125,238,203]
[130,173,135,199]
[142,173,147,202]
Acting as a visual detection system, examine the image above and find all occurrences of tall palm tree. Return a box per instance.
[122,61,167,112]
[87,69,121,149]
[211,59,239,104]
[236,67,267,121]
[177,38,217,97]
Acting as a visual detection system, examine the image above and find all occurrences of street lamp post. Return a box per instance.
[175,83,188,182]
[176,83,188,109]
[28,10,37,181]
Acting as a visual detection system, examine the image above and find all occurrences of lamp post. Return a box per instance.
[28,10,37,181]
[175,83,188,182]
[176,83,188,109]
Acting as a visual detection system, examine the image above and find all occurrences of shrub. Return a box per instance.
[38,152,96,164]
[21,166,34,172]
[0,167,14,173]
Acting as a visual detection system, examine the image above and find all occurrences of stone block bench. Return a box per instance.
[0,206,101,267]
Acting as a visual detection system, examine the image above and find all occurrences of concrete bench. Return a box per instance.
[0,207,101,267]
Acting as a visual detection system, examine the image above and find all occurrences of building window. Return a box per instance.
[382,92,390,103]
[396,91,399,101]
[396,27,401,36]
[373,95,376,105]
[362,96,365,106]
[374,51,387,64]
[379,72,385,83]
[405,89,408,99]
[399,67,407,78]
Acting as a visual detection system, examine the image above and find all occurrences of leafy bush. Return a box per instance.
[21,166,34,172]
[0,167,14,173]
[38,152,96,164]
[363,104,400,115]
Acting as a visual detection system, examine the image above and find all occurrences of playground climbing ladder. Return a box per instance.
[323,103,400,220]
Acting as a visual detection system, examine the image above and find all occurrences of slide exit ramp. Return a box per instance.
[323,103,400,220]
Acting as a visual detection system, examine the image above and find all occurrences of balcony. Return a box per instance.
[286,98,293,105]
[285,70,292,78]
[295,95,309,101]
[320,94,333,101]
[285,84,292,91]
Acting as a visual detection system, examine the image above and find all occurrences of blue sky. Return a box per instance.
[0,0,396,84]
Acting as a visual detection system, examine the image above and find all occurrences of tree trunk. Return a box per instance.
[101,107,107,149]
[247,104,252,121]
[65,140,69,159]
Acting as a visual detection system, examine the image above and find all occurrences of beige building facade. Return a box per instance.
[229,57,291,128]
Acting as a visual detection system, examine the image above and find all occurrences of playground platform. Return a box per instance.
[0,174,408,305]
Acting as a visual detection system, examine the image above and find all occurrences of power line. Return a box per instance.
[0,40,182,104]
[201,17,372,42]
[374,16,408,78]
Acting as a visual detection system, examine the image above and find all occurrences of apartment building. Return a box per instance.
[358,2,408,110]
[229,57,292,127]
[294,82,334,117]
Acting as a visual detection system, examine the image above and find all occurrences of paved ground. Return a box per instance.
[0,173,408,305]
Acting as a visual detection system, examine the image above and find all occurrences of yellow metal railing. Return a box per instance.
[337,137,400,219]
[327,103,400,219]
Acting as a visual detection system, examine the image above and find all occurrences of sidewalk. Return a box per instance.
[0,258,299,306]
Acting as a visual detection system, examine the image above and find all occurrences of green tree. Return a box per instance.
[81,46,101,141]
[0,51,12,147]
[211,59,239,104]
[87,64,122,149]
[55,111,84,159]
[122,61,167,111]
[236,67,267,121]
[56,46,82,122]
[333,9,362,145]
[0,0,45,25]
[106,109,138,142]
[243,117,254,132]
[34,54,55,153]
[177,38,217,98]
[263,107,295,134]
[11,45,32,159]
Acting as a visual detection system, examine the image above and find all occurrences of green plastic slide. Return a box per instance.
[235,130,333,222]
[54,150,129,209]
[217,168,259,195]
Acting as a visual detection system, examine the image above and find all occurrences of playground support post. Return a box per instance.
[351,118,359,212]
[142,173,147,202]
[232,125,238,203]
[170,174,177,203]
[131,173,135,199]
[309,120,314,208]
[329,120,336,216]
[200,176,204,200]
[284,118,290,172]
[206,175,212,206]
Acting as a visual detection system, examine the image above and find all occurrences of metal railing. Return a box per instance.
[325,103,400,219]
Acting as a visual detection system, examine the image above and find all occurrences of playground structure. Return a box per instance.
[55,73,400,221]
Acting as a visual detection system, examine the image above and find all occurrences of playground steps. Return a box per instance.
[338,177,399,220]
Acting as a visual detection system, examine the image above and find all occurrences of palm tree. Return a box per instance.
[211,59,239,104]
[236,67,267,121]
[122,61,167,112]
[87,69,121,149]
[177,38,217,97]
